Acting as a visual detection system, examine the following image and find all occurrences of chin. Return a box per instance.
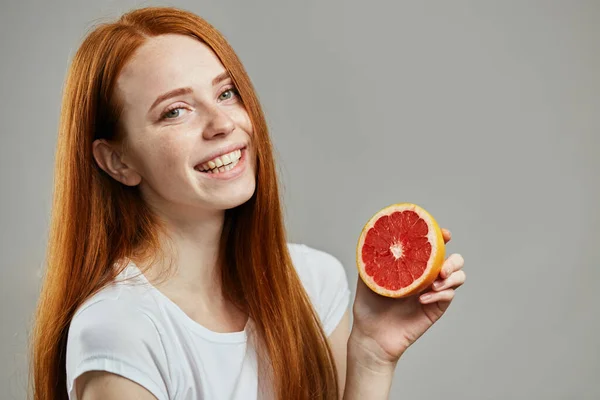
[210,179,256,211]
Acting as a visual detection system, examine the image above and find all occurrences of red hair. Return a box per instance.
[30,6,338,399]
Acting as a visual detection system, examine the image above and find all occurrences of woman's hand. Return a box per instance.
[349,228,465,367]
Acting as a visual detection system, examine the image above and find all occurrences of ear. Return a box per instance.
[92,139,142,186]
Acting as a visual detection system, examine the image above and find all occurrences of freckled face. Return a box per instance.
[115,33,256,216]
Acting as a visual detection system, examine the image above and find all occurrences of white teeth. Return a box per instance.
[197,148,244,173]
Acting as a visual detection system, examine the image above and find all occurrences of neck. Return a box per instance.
[130,193,248,333]
[142,208,226,301]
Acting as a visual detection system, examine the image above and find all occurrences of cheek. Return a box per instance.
[233,107,254,137]
[158,140,188,170]
[132,136,191,177]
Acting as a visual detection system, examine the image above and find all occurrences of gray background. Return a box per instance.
[1,0,598,399]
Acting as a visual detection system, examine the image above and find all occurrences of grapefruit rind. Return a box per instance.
[356,203,445,298]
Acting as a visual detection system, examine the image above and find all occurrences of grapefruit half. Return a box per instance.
[356,203,445,298]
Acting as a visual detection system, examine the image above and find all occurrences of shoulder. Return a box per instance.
[66,285,170,399]
[67,295,163,355]
[287,243,347,287]
[67,271,165,355]
[287,243,351,335]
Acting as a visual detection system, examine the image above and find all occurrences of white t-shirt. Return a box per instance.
[65,243,351,400]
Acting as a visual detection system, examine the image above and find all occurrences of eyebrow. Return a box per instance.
[148,71,232,114]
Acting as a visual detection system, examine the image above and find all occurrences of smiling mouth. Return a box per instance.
[194,148,243,174]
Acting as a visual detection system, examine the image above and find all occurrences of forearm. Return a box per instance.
[342,332,399,400]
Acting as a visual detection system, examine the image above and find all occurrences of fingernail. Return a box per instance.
[421,293,432,301]
[444,268,452,277]
[433,280,444,290]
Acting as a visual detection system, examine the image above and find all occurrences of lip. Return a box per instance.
[194,147,248,180]
[193,143,247,168]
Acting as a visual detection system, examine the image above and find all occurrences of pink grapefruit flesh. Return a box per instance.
[356,203,445,298]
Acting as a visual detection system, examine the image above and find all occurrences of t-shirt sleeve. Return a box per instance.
[65,299,170,400]
[293,244,352,336]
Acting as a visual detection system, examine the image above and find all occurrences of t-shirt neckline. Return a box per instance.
[124,261,250,344]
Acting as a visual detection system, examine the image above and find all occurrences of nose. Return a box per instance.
[202,105,235,140]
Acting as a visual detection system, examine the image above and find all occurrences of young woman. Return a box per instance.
[30,6,466,400]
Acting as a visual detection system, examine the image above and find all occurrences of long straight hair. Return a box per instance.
[30,6,338,399]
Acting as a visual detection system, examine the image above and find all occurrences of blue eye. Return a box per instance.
[164,108,182,118]
[219,88,239,101]
[160,88,238,121]
[160,106,188,120]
